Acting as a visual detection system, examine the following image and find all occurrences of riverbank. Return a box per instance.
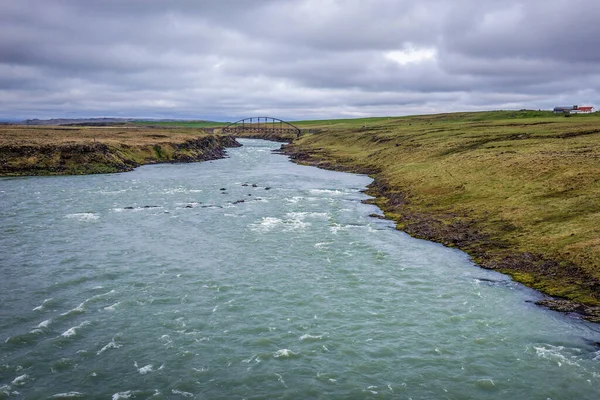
[0,125,240,175]
[279,111,600,321]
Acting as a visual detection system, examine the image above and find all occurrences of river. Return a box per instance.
[1,139,599,399]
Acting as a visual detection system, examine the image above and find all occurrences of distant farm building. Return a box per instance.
[553,105,595,113]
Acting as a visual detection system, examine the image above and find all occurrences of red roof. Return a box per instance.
[578,106,593,111]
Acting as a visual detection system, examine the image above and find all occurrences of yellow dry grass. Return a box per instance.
[0,125,209,146]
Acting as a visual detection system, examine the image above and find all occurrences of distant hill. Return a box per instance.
[23,118,136,126]
[21,118,199,126]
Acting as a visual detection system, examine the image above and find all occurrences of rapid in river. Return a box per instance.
[1,139,599,399]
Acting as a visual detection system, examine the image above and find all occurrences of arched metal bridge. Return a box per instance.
[222,117,301,138]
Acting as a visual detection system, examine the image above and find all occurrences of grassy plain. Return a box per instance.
[281,111,600,317]
[0,125,210,146]
[131,120,226,128]
[0,125,237,175]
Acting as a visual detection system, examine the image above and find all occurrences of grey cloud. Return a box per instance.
[0,0,599,120]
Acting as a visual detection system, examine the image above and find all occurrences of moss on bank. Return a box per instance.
[280,111,600,321]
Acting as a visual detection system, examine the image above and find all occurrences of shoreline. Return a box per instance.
[279,141,600,323]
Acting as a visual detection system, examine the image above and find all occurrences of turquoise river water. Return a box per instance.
[1,139,600,399]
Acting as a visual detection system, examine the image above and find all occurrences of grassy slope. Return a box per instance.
[281,111,600,315]
[0,125,238,175]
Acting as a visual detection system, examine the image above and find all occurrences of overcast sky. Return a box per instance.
[1,0,599,121]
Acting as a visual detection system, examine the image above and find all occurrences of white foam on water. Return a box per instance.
[299,334,324,341]
[97,339,122,355]
[84,289,116,302]
[305,196,321,202]
[65,213,99,222]
[160,335,174,348]
[175,317,186,329]
[38,319,52,328]
[275,373,287,387]
[104,302,121,311]
[171,389,194,397]
[285,196,304,204]
[61,328,77,338]
[51,392,85,398]
[134,361,154,374]
[273,349,297,358]
[476,379,496,389]
[534,344,581,367]
[32,298,53,311]
[309,189,346,196]
[98,188,129,195]
[286,218,311,231]
[61,321,91,338]
[286,211,329,219]
[241,355,252,364]
[112,390,141,400]
[11,374,28,386]
[314,242,331,249]
[0,385,11,395]
[163,188,188,195]
[61,290,116,316]
[330,223,347,234]
[60,302,86,317]
[365,385,378,394]
[250,217,283,232]
[252,213,316,232]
